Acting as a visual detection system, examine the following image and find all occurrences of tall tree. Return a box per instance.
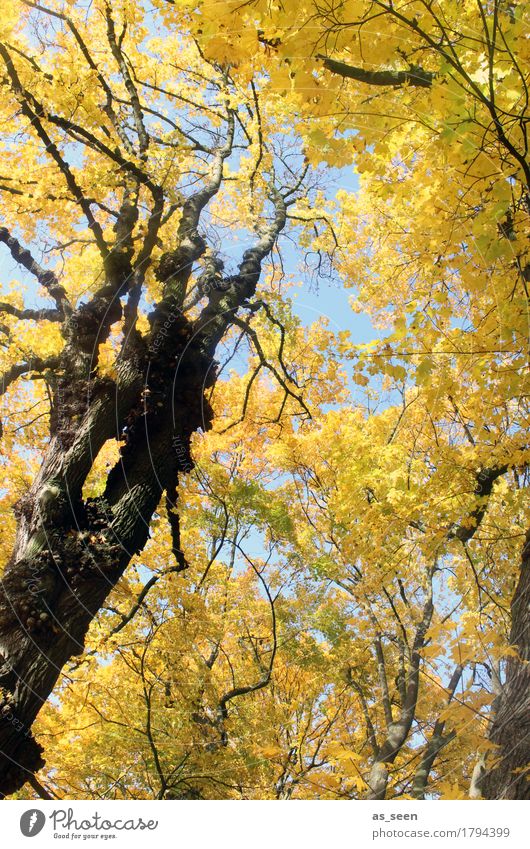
[1,0,529,801]
[0,0,315,795]
[182,0,530,799]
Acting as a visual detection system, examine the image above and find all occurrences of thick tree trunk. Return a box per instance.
[0,206,285,796]
[0,312,213,796]
[482,530,530,799]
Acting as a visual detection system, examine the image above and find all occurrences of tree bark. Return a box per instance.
[482,529,530,799]
[0,330,207,795]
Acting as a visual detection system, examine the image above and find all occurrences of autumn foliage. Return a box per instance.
[0,0,528,800]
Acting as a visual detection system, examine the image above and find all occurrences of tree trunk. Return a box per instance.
[412,665,462,799]
[482,530,530,799]
[0,183,286,796]
[0,332,210,796]
[366,580,434,800]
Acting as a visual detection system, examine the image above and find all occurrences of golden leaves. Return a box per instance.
[326,744,368,792]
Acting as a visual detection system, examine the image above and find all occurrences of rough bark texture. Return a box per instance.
[482,529,530,799]
[0,307,211,794]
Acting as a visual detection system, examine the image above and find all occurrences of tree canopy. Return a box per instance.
[0,0,528,800]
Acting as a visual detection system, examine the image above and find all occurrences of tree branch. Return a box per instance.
[0,227,68,312]
[316,54,434,88]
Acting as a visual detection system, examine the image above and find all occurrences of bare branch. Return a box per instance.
[0,227,68,312]
[316,54,434,88]
[0,355,60,399]
[0,302,62,323]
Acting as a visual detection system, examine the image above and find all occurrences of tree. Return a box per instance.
[0,0,318,795]
[18,363,523,801]
[179,0,530,799]
[1,0,529,801]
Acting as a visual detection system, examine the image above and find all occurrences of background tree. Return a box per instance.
[178,0,530,799]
